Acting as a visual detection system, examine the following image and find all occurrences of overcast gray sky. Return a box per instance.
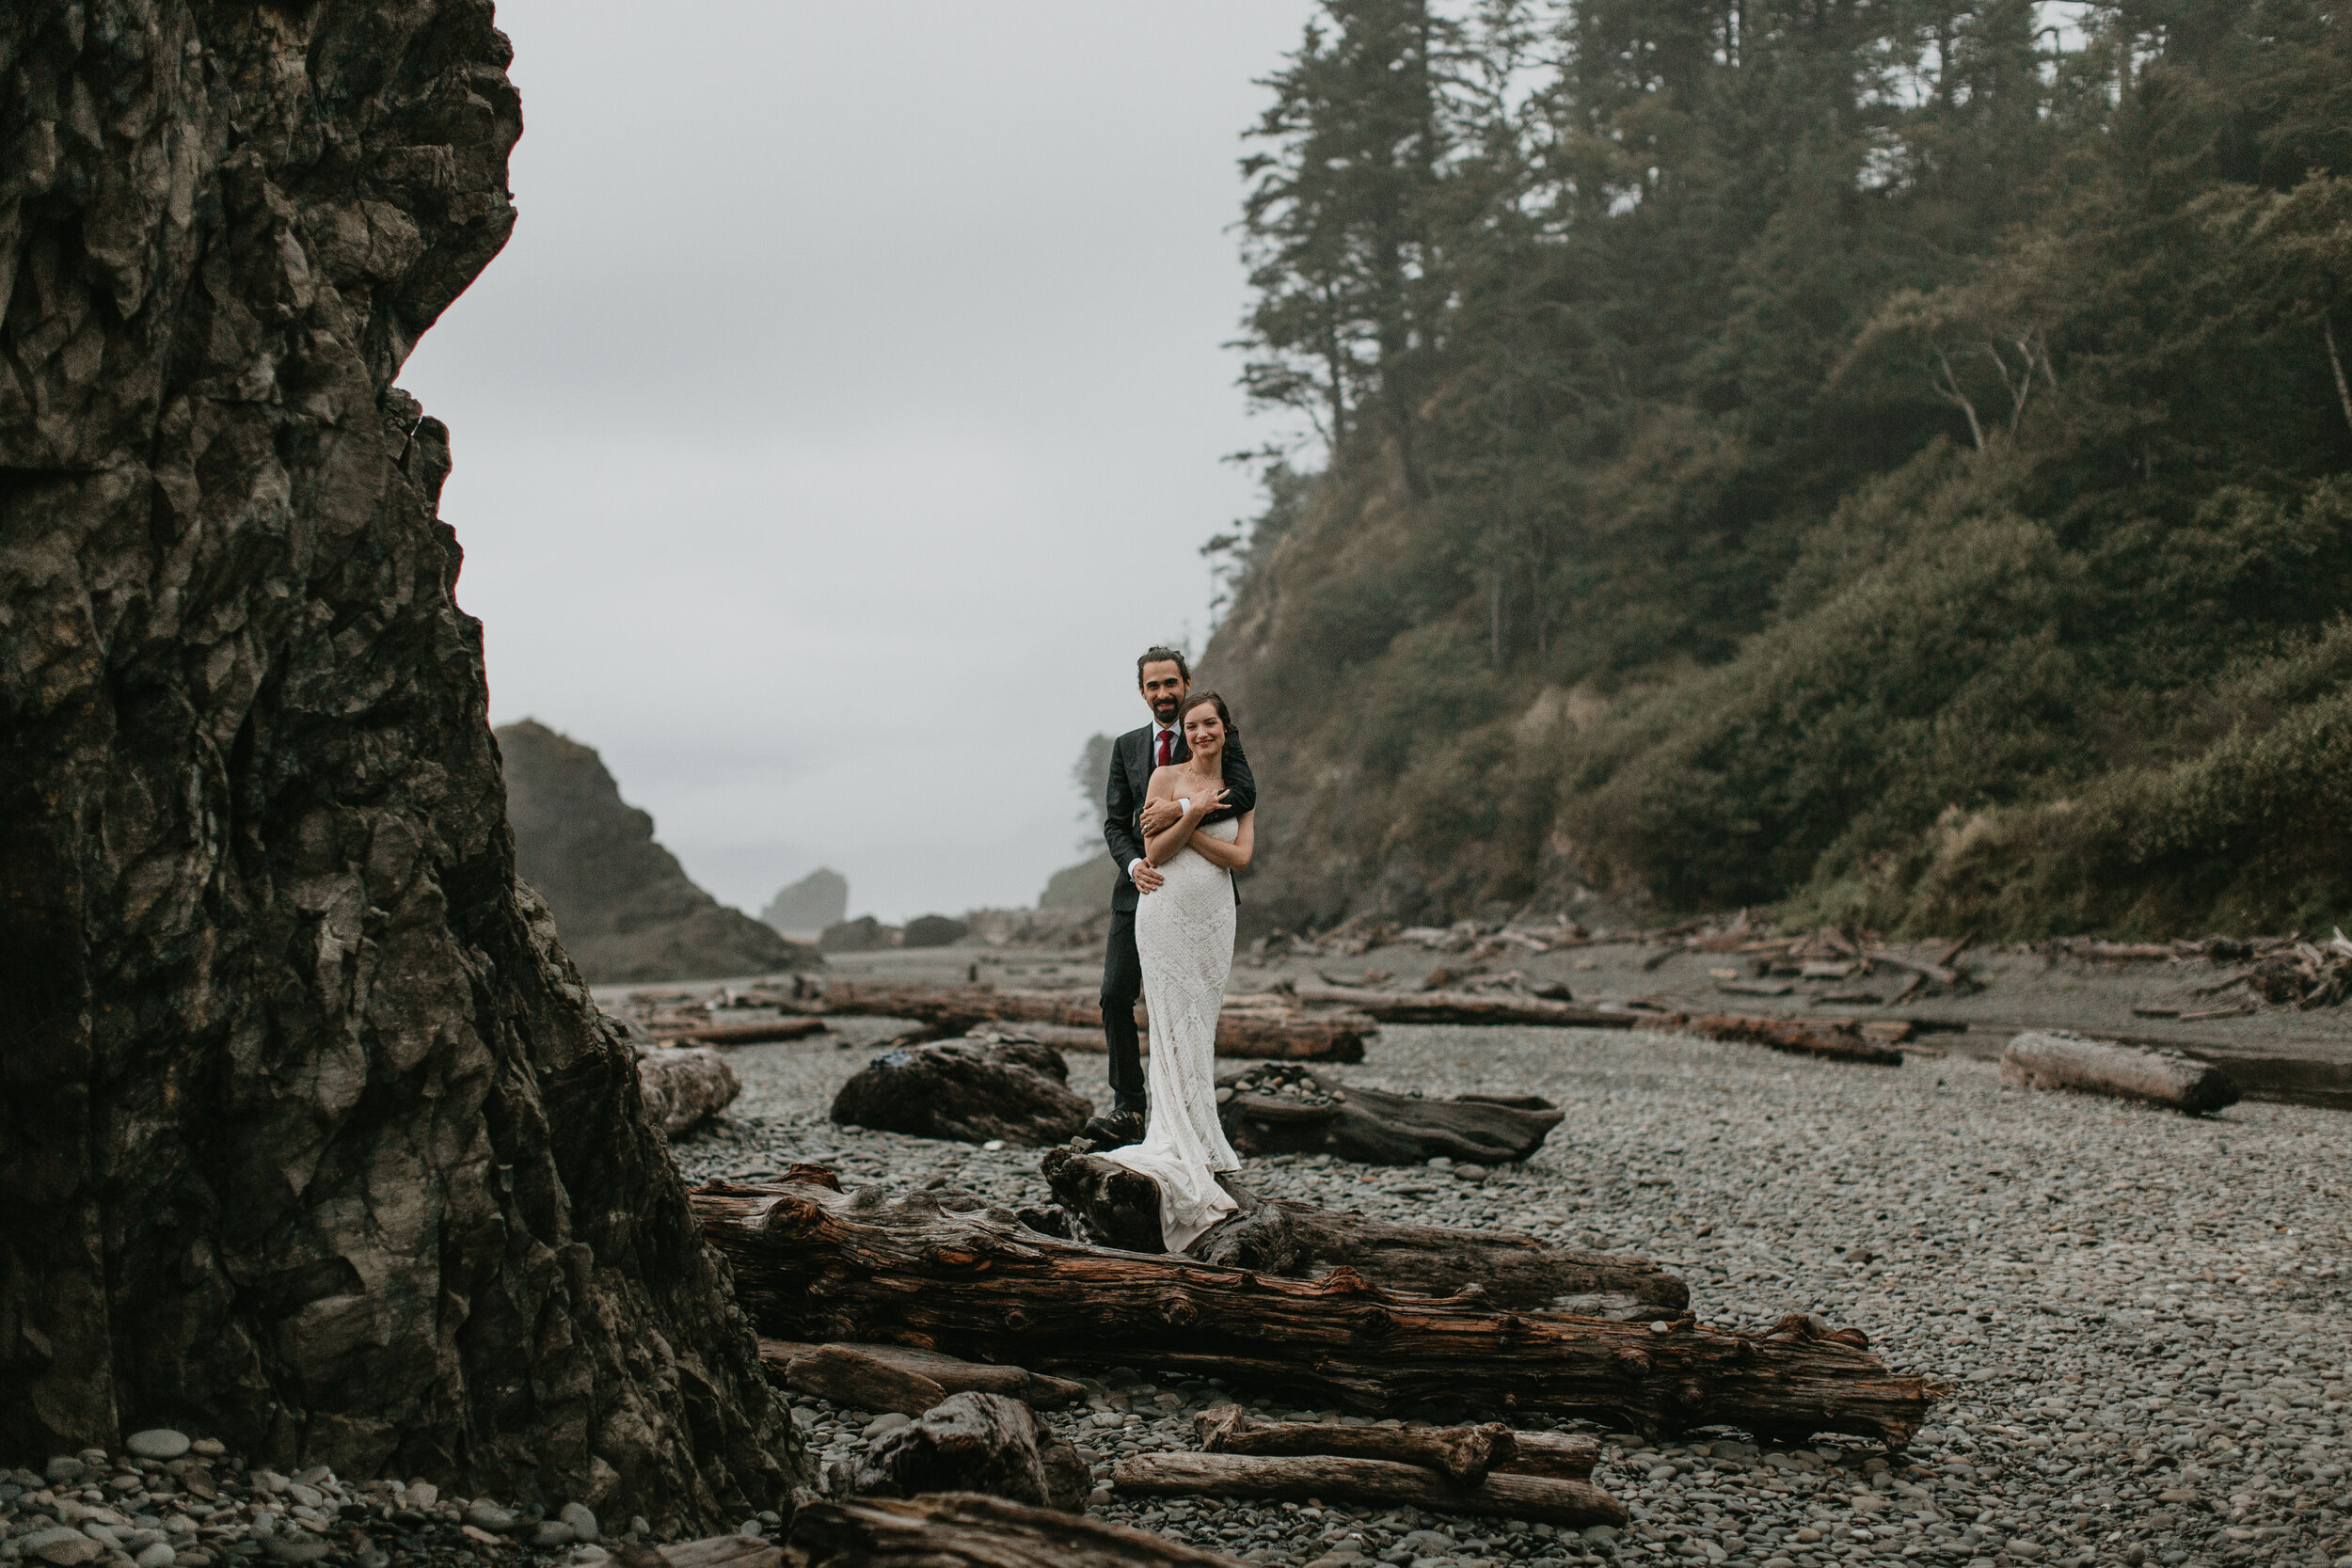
[402,1,1317,923]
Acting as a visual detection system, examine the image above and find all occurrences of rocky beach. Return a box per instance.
[657,978,2348,1568]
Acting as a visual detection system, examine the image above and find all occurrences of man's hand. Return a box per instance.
[1131,861,1166,895]
[1138,797,1183,836]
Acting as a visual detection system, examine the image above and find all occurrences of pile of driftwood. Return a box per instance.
[1117,1406,1623,1527]
[2045,930,2352,1013]
[693,1171,1939,1446]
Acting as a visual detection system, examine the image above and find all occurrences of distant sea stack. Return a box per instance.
[1041,854,1118,910]
[498,720,820,983]
[762,867,849,938]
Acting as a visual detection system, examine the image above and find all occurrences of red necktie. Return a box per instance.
[1157,728,1172,768]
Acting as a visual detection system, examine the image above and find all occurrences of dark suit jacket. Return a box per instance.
[1103,724,1256,911]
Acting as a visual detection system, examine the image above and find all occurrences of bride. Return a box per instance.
[1100,689,1254,1250]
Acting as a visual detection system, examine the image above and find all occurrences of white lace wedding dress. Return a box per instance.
[1103,816,1243,1250]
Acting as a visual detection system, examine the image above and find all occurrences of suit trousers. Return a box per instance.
[1098,900,1147,1112]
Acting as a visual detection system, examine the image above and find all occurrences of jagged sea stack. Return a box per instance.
[0,0,797,1529]
[500,719,821,982]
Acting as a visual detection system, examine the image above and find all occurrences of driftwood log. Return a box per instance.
[2001,1031,2241,1114]
[759,1339,1087,1412]
[802,984,1367,1062]
[1039,1151,1686,1317]
[831,1038,1091,1146]
[695,1179,1938,1444]
[647,1535,781,1568]
[824,1391,1089,1513]
[1196,1405,1597,1484]
[1291,986,1640,1029]
[660,1018,827,1046]
[1685,1014,1905,1067]
[1112,1451,1626,1528]
[1216,1064,1563,1164]
[634,1046,743,1136]
[787,1494,1246,1568]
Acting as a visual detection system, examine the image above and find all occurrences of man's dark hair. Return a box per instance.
[1136,645,1191,686]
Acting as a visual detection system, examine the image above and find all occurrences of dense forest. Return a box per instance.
[1198,0,2352,939]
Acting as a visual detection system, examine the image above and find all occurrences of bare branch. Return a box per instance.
[1931,347,1985,451]
[2327,317,2352,438]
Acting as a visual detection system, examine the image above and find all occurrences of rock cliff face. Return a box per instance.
[498,721,819,983]
[0,0,795,1527]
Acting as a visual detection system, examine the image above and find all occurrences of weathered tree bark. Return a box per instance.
[1181,1187,1688,1318]
[696,1180,1938,1445]
[637,1047,744,1136]
[831,1038,1092,1147]
[645,1535,784,1568]
[1195,1405,1598,1484]
[1035,1154,1683,1316]
[1686,1015,1905,1067]
[0,1,793,1528]
[802,986,1368,1061]
[1216,1069,1564,1164]
[786,1494,1247,1568]
[758,1340,1088,1412]
[824,1392,1090,1513]
[1112,1452,1627,1528]
[2001,1032,2240,1114]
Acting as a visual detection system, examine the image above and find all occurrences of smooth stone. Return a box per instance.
[531,1522,576,1548]
[259,1540,329,1566]
[126,1433,191,1463]
[462,1504,517,1532]
[559,1503,599,1542]
[135,1544,176,1568]
[403,1482,437,1510]
[23,1528,104,1567]
[863,1412,911,1439]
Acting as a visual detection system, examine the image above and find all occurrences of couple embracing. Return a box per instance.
[1083,646,1257,1251]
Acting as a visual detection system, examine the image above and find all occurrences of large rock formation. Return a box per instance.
[498,720,819,983]
[0,0,796,1529]
[1040,854,1117,911]
[761,866,848,938]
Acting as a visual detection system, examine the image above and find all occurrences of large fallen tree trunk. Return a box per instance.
[1112,1451,1626,1528]
[1216,1064,1563,1164]
[695,1179,1936,1445]
[803,986,1367,1062]
[1196,1405,1598,1483]
[787,1494,1246,1568]
[1290,986,1641,1029]
[830,1038,1092,1146]
[2001,1031,2240,1114]
[1034,1152,1685,1317]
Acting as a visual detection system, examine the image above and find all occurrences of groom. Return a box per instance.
[1082,645,1256,1148]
